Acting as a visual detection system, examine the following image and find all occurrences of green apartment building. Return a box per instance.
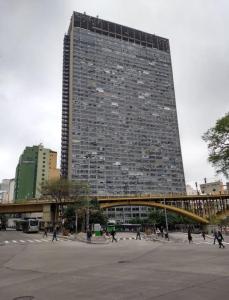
[14,145,60,202]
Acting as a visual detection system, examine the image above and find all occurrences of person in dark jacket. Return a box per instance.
[188,229,192,244]
[202,231,206,240]
[111,229,117,242]
[213,230,218,244]
[136,228,141,240]
[217,231,225,248]
[86,228,92,243]
[52,227,57,242]
[43,227,48,238]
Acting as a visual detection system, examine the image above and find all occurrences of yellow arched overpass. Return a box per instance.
[100,201,209,224]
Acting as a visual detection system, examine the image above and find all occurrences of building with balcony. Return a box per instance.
[61,12,186,222]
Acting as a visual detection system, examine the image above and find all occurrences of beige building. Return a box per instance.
[35,145,60,197]
[200,180,224,195]
[48,151,60,180]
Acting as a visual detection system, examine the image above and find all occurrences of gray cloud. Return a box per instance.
[0,0,229,187]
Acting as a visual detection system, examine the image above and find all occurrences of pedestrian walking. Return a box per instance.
[164,230,169,241]
[43,227,48,238]
[136,227,141,240]
[156,228,161,237]
[111,229,117,242]
[52,227,57,242]
[213,230,218,244]
[86,228,92,243]
[188,229,192,244]
[160,227,164,238]
[217,231,225,249]
[202,231,206,240]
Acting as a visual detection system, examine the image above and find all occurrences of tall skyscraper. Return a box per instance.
[14,144,60,201]
[61,12,186,199]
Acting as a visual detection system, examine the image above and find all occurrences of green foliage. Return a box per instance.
[129,209,196,227]
[40,178,89,203]
[63,206,75,219]
[218,216,229,226]
[202,113,229,178]
[146,209,196,226]
[147,209,165,225]
[89,210,108,225]
[129,218,145,225]
[40,178,90,224]
[63,204,108,229]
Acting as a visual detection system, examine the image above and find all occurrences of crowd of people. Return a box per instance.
[43,224,227,248]
[187,229,226,248]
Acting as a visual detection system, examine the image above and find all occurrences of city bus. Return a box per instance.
[116,224,141,232]
[16,219,39,233]
[106,220,116,232]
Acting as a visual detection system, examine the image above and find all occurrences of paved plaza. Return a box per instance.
[0,230,229,300]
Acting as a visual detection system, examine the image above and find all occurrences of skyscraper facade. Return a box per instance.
[61,12,186,199]
[14,144,60,201]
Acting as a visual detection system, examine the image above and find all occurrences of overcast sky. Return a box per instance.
[0,0,228,188]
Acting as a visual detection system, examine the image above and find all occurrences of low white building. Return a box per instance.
[186,184,197,195]
[0,178,15,203]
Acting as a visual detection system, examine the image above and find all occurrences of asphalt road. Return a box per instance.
[0,230,229,300]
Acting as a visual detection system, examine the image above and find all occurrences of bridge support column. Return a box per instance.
[43,204,53,225]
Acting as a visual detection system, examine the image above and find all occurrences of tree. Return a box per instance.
[63,199,107,232]
[40,178,89,226]
[147,209,165,226]
[147,209,195,228]
[89,210,108,226]
[202,113,229,178]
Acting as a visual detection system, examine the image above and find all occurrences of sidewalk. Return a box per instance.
[47,232,110,244]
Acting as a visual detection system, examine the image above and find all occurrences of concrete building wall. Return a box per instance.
[36,145,50,198]
[61,12,186,222]
[0,179,15,203]
[186,184,197,195]
[14,146,38,201]
[8,179,15,203]
[15,145,59,201]
[62,12,185,195]
[200,181,224,195]
[48,151,60,181]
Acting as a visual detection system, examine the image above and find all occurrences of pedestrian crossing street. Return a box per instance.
[0,238,67,246]
[192,240,229,245]
[117,236,143,241]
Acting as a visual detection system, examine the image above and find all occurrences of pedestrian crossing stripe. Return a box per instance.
[117,237,142,241]
[0,238,67,245]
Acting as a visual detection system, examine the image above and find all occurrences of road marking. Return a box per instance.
[12,240,18,243]
[27,240,34,243]
[19,240,25,243]
[41,239,49,242]
[4,241,9,244]
[34,239,42,243]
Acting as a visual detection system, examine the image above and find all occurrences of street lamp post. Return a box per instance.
[164,197,169,240]
[85,153,96,231]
